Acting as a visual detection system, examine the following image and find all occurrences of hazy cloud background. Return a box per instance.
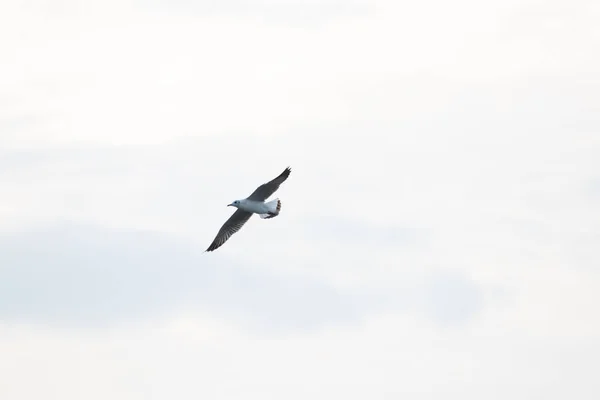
[1,0,599,399]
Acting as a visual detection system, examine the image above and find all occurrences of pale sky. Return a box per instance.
[1,0,599,399]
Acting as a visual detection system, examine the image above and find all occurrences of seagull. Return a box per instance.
[205,166,292,252]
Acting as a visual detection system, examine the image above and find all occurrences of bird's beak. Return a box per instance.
[227,203,233,207]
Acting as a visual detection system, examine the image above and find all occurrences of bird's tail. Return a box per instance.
[260,198,281,219]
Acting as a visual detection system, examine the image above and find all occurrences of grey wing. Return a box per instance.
[247,166,292,201]
[206,209,253,252]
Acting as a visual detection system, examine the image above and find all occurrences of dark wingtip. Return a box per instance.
[205,242,218,252]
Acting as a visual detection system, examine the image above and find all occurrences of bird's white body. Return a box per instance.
[232,198,280,218]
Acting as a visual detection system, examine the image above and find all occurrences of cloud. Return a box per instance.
[141,0,372,23]
[0,221,484,332]
[0,222,354,331]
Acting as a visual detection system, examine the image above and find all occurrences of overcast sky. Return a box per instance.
[1,0,599,399]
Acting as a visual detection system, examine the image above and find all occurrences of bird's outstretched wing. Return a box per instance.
[247,166,292,201]
[206,209,253,252]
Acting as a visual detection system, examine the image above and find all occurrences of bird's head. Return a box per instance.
[228,200,241,208]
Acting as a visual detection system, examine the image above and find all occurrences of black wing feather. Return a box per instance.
[206,209,253,252]
[247,166,292,201]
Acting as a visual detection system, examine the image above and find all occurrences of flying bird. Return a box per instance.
[205,166,292,252]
